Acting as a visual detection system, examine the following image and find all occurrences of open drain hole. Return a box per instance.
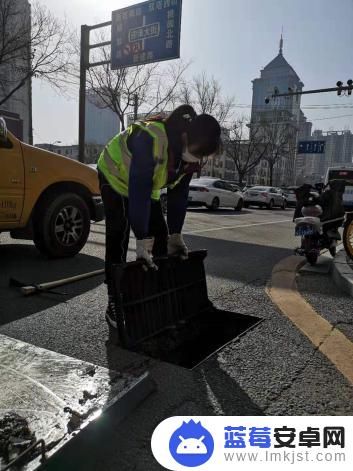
[130,310,261,369]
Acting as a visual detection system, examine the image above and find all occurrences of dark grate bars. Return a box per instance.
[112,250,211,347]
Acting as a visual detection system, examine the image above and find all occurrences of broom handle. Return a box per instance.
[21,269,105,296]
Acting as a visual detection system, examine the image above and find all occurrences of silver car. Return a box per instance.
[244,186,287,209]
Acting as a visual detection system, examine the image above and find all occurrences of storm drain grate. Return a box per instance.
[112,250,262,367]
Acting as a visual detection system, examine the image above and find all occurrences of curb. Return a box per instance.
[332,250,353,297]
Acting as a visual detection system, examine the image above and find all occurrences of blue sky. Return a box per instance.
[33,0,353,144]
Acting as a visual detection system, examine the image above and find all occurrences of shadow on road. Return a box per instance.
[0,243,104,326]
[185,234,292,286]
[198,357,264,415]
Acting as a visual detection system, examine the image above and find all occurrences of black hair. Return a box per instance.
[163,105,197,155]
[187,114,221,156]
[147,105,221,158]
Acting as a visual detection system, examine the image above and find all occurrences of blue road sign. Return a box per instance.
[298,140,326,154]
[111,0,182,69]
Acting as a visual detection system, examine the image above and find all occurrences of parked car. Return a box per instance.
[160,178,244,212]
[282,187,297,207]
[325,166,353,210]
[244,186,286,209]
[188,178,244,211]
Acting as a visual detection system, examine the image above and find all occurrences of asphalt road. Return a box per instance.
[1,205,353,470]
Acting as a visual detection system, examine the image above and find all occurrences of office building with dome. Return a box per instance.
[249,36,311,186]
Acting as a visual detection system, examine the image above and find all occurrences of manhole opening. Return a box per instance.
[131,310,261,369]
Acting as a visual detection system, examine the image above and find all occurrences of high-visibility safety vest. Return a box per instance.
[97,121,186,201]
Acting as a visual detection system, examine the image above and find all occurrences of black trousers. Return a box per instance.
[99,173,168,294]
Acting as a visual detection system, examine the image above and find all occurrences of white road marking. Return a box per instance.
[184,219,292,235]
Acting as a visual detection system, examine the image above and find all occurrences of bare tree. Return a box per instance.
[260,109,297,185]
[225,117,268,186]
[0,0,74,107]
[84,31,189,131]
[179,72,234,125]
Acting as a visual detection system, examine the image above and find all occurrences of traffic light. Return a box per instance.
[337,81,343,96]
[348,79,353,96]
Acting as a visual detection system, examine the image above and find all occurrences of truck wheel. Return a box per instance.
[33,192,90,258]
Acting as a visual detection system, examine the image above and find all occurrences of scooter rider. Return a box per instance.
[97,105,221,328]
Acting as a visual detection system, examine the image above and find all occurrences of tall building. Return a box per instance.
[250,35,310,186]
[85,90,119,146]
[299,129,353,184]
[82,90,120,163]
[0,0,32,143]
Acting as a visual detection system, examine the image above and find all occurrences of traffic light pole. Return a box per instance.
[267,84,353,100]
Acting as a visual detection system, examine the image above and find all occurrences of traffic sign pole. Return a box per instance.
[78,25,89,163]
[78,1,183,162]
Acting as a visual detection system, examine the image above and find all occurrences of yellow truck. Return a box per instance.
[0,117,104,258]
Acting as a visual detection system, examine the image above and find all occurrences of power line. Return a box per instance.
[231,103,353,110]
[311,114,353,121]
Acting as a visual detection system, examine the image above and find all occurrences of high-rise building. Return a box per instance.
[299,129,353,184]
[0,0,32,143]
[85,90,119,146]
[82,90,120,163]
[250,35,310,186]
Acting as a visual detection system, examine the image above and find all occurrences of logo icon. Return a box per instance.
[169,420,214,467]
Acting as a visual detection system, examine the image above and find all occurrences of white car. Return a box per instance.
[244,186,286,209]
[187,178,244,211]
[160,178,244,212]
[282,188,297,207]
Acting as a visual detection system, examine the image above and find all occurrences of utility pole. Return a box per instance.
[78,25,90,163]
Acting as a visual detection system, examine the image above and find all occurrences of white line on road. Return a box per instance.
[184,219,292,235]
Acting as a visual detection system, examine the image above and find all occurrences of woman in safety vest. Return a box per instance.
[97,105,221,328]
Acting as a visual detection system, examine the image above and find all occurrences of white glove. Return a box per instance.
[168,233,188,260]
[136,238,158,270]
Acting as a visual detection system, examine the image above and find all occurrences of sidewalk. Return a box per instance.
[332,250,353,297]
